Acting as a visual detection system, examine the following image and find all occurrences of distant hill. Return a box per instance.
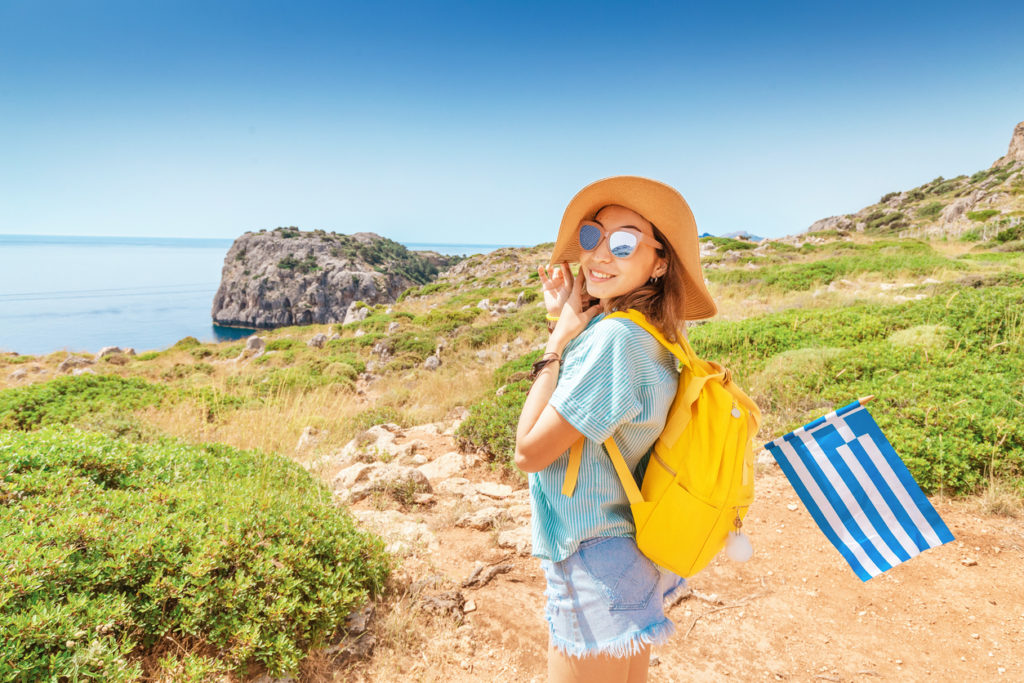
[720,230,765,242]
[807,120,1024,240]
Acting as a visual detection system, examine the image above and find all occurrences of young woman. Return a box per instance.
[515,176,718,683]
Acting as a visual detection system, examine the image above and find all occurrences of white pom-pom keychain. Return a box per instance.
[724,509,754,562]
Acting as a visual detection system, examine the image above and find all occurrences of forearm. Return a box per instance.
[516,337,568,443]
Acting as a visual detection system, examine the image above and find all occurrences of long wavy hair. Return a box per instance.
[582,220,688,343]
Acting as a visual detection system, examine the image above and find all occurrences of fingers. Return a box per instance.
[537,265,551,288]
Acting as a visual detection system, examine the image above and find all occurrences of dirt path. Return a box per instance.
[334,425,1024,683]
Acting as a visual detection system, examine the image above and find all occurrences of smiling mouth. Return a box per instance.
[588,269,615,282]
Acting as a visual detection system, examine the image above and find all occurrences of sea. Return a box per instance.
[0,235,520,356]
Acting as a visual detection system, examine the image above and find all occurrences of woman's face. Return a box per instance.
[579,205,666,306]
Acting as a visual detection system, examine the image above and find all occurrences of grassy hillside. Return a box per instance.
[1,233,1022,677]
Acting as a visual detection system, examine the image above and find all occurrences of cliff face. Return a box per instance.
[211,228,457,329]
[807,120,1024,239]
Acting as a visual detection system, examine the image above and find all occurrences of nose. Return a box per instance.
[590,235,614,262]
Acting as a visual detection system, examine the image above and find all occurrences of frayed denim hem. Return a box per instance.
[546,615,676,660]
[662,575,689,604]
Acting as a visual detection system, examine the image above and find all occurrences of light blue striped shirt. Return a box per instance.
[529,313,679,562]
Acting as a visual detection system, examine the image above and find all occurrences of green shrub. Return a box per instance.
[135,351,161,361]
[266,338,302,351]
[229,363,354,397]
[706,240,961,292]
[456,351,542,472]
[172,336,201,350]
[0,375,165,432]
[0,428,389,680]
[162,362,215,380]
[691,285,1024,494]
[967,209,999,222]
[916,201,943,220]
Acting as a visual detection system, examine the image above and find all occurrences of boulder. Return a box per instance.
[95,346,122,360]
[57,356,94,373]
[418,451,477,484]
[332,462,432,504]
[307,333,327,348]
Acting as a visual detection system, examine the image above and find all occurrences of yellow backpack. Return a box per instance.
[561,309,762,578]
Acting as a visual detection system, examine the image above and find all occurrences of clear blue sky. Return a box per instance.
[2,0,1023,243]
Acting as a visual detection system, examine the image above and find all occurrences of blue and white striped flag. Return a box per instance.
[765,398,954,581]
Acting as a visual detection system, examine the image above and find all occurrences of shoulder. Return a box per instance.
[578,315,663,356]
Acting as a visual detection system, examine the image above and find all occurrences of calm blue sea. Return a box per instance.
[0,235,519,356]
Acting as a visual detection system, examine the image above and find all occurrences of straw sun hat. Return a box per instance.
[549,175,717,320]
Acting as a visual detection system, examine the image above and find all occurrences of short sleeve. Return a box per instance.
[549,318,659,444]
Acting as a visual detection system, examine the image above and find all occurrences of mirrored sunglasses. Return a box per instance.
[577,221,662,259]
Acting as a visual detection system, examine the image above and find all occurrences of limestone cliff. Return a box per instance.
[807,120,1024,239]
[211,228,459,329]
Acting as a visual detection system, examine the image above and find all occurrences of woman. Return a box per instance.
[515,176,718,682]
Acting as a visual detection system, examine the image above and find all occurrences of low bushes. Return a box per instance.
[0,374,165,432]
[0,427,390,681]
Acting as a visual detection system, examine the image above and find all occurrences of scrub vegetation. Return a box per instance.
[0,233,1021,677]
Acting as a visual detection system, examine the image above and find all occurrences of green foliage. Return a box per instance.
[706,240,960,292]
[0,427,389,680]
[266,337,303,351]
[135,351,161,361]
[172,336,201,349]
[967,209,999,222]
[0,375,165,432]
[702,236,758,251]
[456,350,542,471]
[277,251,319,273]
[228,361,356,397]
[916,201,943,220]
[879,191,900,203]
[691,285,1024,494]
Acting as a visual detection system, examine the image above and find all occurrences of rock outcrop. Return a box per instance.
[992,120,1024,167]
[211,228,460,329]
[805,120,1024,239]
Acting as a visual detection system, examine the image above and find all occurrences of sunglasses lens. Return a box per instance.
[608,231,639,258]
[578,223,602,251]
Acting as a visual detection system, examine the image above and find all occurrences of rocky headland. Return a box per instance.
[211,227,460,329]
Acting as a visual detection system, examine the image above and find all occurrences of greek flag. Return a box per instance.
[765,399,954,581]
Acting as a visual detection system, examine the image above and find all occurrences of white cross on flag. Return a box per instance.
[765,398,954,581]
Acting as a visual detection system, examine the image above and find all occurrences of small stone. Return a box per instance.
[650,656,660,667]
[475,482,514,499]
[307,333,327,348]
[410,454,428,465]
[787,504,799,511]
[972,633,980,639]
[961,558,978,566]
[476,298,490,310]
[463,599,477,614]
[424,355,441,371]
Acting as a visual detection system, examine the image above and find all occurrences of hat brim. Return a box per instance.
[549,176,717,321]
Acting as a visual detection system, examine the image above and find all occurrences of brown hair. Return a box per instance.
[582,222,687,343]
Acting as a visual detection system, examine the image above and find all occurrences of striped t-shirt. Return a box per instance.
[529,313,679,562]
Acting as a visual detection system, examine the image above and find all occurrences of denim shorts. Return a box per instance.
[540,535,687,659]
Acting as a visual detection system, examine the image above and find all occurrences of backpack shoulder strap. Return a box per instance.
[606,309,691,367]
[561,434,643,505]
